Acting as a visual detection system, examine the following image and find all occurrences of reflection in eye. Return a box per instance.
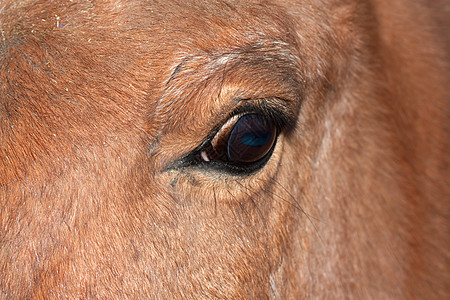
[226,114,276,163]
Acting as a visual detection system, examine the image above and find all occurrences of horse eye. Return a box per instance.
[167,111,282,174]
[226,114,276,164]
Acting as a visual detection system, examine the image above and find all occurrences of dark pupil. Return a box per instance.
[227,114,276,163]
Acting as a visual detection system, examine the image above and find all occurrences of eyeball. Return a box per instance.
[226,114,276,164]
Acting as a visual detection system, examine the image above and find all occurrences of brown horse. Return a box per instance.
[1,0,448,298]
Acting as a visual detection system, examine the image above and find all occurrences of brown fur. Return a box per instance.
[1,0,448,298]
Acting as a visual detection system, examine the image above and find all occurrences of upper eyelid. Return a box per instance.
[197,99,286,146]
[215,98,296,131]
[214,97,297,146]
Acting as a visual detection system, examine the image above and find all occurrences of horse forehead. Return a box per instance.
[136,3,302,139]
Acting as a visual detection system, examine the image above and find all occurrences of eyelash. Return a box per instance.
[167,102,292,176]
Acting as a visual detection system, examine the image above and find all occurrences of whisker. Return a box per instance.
[234,180,268,227]
[213,186,217,216]
[267,177,323,223]
[263,177,325,242]
[229,181,272,256]
[226,183,261,226]
[226,187,246,216]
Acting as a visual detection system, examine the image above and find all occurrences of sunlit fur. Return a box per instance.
[1,0,448,298]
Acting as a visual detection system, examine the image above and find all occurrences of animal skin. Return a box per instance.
[0,0,449,298]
